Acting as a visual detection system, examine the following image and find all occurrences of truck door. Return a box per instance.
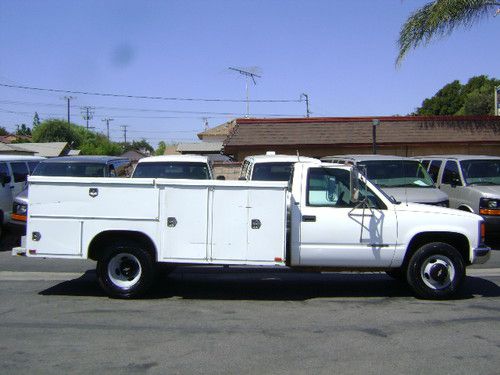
[298,167,397,267]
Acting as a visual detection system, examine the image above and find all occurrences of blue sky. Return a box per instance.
[0,0,498,147]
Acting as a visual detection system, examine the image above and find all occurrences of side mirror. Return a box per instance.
[216,175,225,180]
[350,167,360,204]
[450,175,461,188]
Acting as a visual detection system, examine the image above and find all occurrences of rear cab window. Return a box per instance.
[251,162,294,181]
[132,162,211,179]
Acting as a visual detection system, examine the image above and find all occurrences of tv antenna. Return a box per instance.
[229,66,261,118]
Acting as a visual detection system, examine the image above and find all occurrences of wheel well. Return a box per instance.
[403,232,470,268]
[458,205,473,212]
[87,230,157,261]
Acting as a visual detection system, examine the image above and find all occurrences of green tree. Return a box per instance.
[16,124,32,136]
[122,139,154,155]
[155,141,167,156]
[32,119,83,146]
[33,112,41,129]
[415,75,500,115]
[0,126,9,136]
[397,0,500,64]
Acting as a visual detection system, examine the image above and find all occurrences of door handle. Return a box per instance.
[302,215,316,222]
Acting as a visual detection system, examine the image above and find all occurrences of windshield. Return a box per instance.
[358,160,434,188]
[252,162,294,181]
[461,159,500,185]
[33,162,107,177]
[132,162,211,179]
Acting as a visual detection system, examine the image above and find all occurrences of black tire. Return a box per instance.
[96,241,156,299]
[385,269,405,281]
[406,242,465,300]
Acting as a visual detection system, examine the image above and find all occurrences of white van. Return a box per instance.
[240,153,320,181]
[0,155,44,233]
[321,155,449,206]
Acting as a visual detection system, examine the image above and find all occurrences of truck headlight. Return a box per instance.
[479,198,500,215]
[13,202,27,215]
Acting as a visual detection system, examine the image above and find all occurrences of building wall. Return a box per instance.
[212,161,242,180]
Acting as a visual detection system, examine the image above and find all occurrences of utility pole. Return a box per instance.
[120,125,128,143]
[372,119,380,154]
[301,93,311,118]
[81,106,95,130]
[495,86,500,116]
[102,118,114,140]
[63,96,75,126]
[203,117,209,130]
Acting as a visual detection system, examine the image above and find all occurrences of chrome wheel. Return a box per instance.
[420,254,455,290]
[107,253,142,289]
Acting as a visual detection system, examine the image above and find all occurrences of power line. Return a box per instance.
[0,99,301,117]
[0,82,301,103]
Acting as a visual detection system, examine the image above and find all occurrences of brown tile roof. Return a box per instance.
[223,116,500,150]
[197,120,235,140]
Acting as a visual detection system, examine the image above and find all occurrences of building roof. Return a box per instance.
[197,121,235,140]
[12,142,69,157]
[223,116,500,152]
[177,142,223,153]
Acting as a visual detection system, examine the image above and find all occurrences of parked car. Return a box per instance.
[11,156,131,226]
[131,155,214,179]
[240,152,320,181]
[418,155,500,247]
[321,155,449,206]
[0,155,45,234]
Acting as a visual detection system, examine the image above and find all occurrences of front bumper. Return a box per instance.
[472,245,491,265]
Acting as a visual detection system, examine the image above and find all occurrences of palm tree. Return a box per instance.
[397,0,500,65]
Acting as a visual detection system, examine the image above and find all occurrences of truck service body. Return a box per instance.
[14,162,490,299]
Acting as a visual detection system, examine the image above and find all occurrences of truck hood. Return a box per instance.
[383,187,448,204]
[394,202,480,219]
[465,184,500,198]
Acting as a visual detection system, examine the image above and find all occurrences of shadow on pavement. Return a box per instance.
[39,267,500,300]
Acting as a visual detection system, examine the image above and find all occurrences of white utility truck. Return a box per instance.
[14,162,490,299]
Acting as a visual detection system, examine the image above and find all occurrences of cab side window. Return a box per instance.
[0,162,10,185]
[428,160,442,183]
[442,161,462,186]
[307,168,353,207]
[10,162,29,183]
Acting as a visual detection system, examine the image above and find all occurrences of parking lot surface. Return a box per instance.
[1,231,499,374]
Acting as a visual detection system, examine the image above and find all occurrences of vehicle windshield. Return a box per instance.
[461,159,500,185]
[358,160,434,188]
[33,162,107,177]
[252,162,294,181]
[132,162,211,179]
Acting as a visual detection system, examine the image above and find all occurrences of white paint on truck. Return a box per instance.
[15,162,491,300]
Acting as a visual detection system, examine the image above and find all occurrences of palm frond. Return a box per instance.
[397,0,499,65]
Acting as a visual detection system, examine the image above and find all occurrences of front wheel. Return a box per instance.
[406,242,465,300]
[97,242,156,299]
